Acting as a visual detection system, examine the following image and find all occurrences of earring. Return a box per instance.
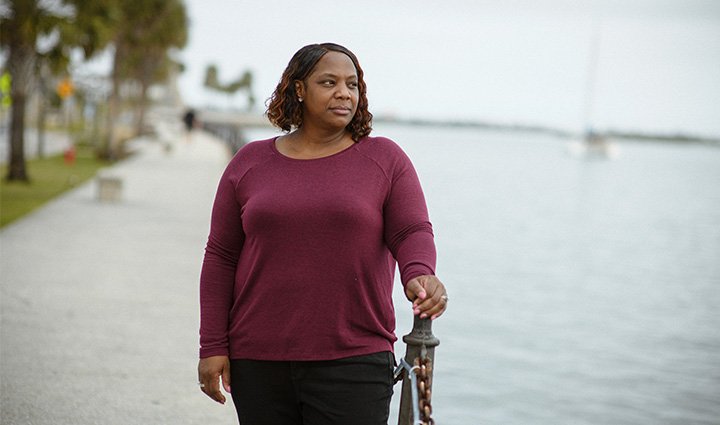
[298,97,303,102]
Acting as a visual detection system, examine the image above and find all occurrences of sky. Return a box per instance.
[177,0,720,137]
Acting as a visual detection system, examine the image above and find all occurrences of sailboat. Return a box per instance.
[568,129,620,159]
[567,17,619,159]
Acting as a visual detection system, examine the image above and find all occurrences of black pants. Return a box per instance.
[230,351,395,425]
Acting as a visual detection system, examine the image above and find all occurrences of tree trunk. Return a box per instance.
[37,88,47,159]
[6,93,29,181]
[5,46,34,182]
[102,44,122,160]
[103,75,120,160]
[135,78,149,136]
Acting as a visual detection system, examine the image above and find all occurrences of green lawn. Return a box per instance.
[0,146,109,227]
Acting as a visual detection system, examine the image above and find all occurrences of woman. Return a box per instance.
[198,42,448,425]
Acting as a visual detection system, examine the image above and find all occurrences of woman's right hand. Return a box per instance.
[198,355,231,404]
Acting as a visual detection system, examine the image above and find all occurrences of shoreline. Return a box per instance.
[195,108,720,146]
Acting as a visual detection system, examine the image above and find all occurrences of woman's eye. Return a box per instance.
[322,80,334,86]
[348,82,358,89]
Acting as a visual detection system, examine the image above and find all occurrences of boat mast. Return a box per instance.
[583,17,601,140]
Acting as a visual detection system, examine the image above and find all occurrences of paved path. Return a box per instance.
[1,122,239,424]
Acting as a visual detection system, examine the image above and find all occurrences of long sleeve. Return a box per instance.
[382,148,436,286]
[199,168,245,358]
[198,136,436,361]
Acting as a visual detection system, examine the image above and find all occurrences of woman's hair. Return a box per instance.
[266,43,372,141]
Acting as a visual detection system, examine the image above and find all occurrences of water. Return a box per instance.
[244,124,720,424]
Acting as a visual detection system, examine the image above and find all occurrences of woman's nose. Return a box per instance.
[335,85,351,99]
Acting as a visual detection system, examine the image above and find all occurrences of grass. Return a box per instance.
[0,145,110,228]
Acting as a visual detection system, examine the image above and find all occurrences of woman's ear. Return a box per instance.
[295,81,305,101]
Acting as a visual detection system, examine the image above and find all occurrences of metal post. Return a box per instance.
[398,316,439,425]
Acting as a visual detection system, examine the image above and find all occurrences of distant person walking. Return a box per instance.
[182,108,197,142]
[197,42,448,425]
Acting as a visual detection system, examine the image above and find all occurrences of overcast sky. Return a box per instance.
[178,0,720,137]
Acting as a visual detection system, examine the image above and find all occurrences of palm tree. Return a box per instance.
[102,0,188,159]
[204,65,255,111]
[125,0,187,137]
[0,0,115,180]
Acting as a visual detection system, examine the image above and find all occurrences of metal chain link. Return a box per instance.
[393,347,437,424]
[415,355,434,425]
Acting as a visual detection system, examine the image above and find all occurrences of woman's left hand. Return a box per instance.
[405,275,448,320]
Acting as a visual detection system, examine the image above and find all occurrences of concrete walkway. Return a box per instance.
[1,122,239,424]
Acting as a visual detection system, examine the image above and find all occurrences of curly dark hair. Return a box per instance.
[266,43,373,141]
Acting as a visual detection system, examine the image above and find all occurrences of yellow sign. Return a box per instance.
[56,78,74,99]
[0,72,10,109]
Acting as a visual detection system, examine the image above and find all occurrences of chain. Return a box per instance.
[414,355,434,425]
[393,349,437,424]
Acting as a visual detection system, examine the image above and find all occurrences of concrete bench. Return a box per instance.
[96,172,123,202]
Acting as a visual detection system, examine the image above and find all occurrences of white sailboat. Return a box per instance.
[567,17,620,159]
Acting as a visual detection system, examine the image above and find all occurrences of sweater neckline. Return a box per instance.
[269,136,363,162]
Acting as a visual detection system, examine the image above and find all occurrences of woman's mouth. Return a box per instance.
[329,106,352,115]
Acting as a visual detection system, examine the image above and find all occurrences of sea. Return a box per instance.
[244,123,720,425]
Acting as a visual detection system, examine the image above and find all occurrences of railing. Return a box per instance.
[396,316,440,425]
[199,110,271,154]
[202,121,246,154]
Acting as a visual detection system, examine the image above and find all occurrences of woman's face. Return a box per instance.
[296,51,359,130]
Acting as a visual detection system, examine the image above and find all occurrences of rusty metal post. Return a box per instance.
[398,316,439,425]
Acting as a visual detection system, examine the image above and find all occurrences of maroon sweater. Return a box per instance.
[199,136,436,360]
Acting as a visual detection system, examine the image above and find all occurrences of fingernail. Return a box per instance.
[420,313,428,319]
